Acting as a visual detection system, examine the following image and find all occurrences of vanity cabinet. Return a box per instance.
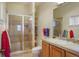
[42,40,79,57]
[50,45,65,57]
[42,41,50,57]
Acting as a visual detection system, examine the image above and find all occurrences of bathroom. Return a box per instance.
[0,1,79,57]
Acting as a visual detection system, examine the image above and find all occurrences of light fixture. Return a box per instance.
[57,1,64,4]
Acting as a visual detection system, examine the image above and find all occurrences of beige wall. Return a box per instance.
[0,2,6,20]
[54,2,79,31]
[36,2,57,46]
[6,2,32,15]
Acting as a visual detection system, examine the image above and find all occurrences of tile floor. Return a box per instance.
[11,49,41,57]
[11,49,33,57]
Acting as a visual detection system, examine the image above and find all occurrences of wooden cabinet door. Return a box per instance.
[65,51,78,57]
[42,41,50,57]
[50,45,54,57]
[50,45,65,57]
[53,46,65,57]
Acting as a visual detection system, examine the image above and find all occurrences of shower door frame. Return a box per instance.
[7,13,34,52]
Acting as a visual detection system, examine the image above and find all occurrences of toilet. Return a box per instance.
[32,46,42,57]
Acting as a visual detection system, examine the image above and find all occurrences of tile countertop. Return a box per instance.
[43,37,79,56]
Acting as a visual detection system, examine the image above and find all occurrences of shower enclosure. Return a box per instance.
[8,14,32,53]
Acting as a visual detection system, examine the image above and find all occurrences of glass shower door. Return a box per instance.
[24,16,32,50]
[8,15,32,53]
[8,15,23,52]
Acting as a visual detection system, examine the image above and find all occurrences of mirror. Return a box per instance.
[53,18,63,37]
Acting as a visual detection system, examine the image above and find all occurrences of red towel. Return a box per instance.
[1,31,10,57]
[69,30,74,38]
